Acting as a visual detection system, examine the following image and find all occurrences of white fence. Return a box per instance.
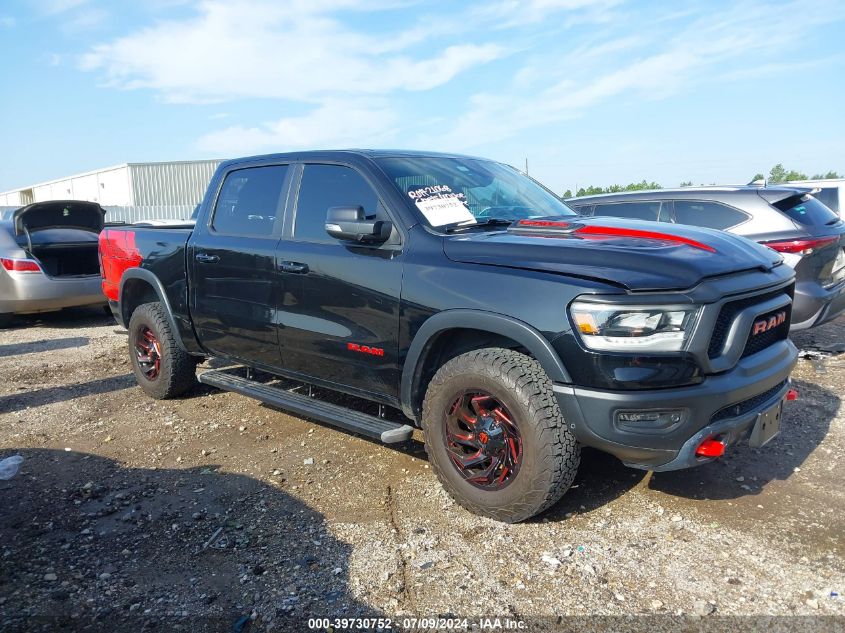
[103,205,196,224]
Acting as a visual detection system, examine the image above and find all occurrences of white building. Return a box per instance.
[0,160,224,222]
[785,178,845,215]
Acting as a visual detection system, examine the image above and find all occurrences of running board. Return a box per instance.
[198,369,414,444]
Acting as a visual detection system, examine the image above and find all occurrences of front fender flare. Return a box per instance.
[400,309,571,419]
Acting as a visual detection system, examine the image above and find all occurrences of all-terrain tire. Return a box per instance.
[422,348,580,523]
[128,302,197,399]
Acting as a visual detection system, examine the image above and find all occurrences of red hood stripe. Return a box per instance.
[574,225,716,252]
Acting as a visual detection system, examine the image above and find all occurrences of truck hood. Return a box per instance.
[443,217,782,291]
[12,200,105,235]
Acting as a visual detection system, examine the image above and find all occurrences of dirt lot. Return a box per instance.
[0,308,843,632]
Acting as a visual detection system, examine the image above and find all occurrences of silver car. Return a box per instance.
[0,200,107,327]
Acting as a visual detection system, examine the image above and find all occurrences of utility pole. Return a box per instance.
[524,158,528,175]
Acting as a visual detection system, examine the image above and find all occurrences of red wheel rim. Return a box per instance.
[134,326,162,380]
[442,391,523,490]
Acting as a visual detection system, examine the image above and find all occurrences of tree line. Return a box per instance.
[563,164,842,198]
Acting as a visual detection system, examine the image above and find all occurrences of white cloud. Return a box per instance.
[196,100,399,155]
[71,0,845,155]
[438,0,845,150]
[0,16,16,28]
[80,1,504,103]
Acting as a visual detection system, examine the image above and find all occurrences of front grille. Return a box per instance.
[741,303,791,358]
[707,284,794,359]
[711,379,787,422]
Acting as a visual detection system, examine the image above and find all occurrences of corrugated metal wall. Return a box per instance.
[129,161,222,207]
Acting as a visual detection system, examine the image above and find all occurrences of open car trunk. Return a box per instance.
[13,201,105,278]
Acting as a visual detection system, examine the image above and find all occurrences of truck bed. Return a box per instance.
[98,225,193,303]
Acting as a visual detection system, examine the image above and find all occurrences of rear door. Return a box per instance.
[569,203,593,216]
[592,199,664,222]
[188,163,292,367]
[274,162,404,401]
[670,199,750,231]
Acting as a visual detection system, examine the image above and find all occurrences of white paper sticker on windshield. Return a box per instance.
[408,186,475,227]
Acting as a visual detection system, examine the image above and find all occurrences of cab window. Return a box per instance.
[294,164,383,243]
[212,165,287,236]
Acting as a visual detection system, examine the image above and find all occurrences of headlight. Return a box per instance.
[569,301,700,352]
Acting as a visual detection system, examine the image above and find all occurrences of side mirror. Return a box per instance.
[325,206,392,243]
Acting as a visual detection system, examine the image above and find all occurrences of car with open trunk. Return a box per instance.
[0,200,107,327]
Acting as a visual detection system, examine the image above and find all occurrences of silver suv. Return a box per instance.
[568,186,845,330]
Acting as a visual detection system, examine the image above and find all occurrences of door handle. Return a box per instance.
[195,253,219,264]
[279,261,309,274]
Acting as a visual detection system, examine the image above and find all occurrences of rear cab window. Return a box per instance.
[772,194,841,227]
[212,165,288,237]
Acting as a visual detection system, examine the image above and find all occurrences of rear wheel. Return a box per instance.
[128,302,197,399]
[422,348,580,523]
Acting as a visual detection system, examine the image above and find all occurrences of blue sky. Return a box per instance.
[1,0,844,194]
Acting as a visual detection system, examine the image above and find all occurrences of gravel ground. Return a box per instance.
[0,307,843,632]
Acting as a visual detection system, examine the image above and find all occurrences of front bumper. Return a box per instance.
[790,278,845,330]
[554,339,798,470]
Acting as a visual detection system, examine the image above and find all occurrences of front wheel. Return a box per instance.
[128,302,198,399]
[422,348,580,523]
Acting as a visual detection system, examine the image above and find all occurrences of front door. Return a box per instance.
[189,164,291,367]
[275,163,404,401]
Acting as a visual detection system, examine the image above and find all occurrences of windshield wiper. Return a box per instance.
[442,218,514,233]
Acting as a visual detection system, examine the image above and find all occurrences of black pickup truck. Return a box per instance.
[99,150,799,522]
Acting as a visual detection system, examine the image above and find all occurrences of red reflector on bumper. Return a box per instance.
[695,439,725,458]
[786,389,798,401]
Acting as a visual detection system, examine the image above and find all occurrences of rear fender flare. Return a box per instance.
[400,309,571,419]
[119,268,187,352]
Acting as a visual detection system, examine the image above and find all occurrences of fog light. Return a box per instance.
[616,409,684,430]
[695,438,725,458]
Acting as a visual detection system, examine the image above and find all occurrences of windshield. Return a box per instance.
[376,156,575,229]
